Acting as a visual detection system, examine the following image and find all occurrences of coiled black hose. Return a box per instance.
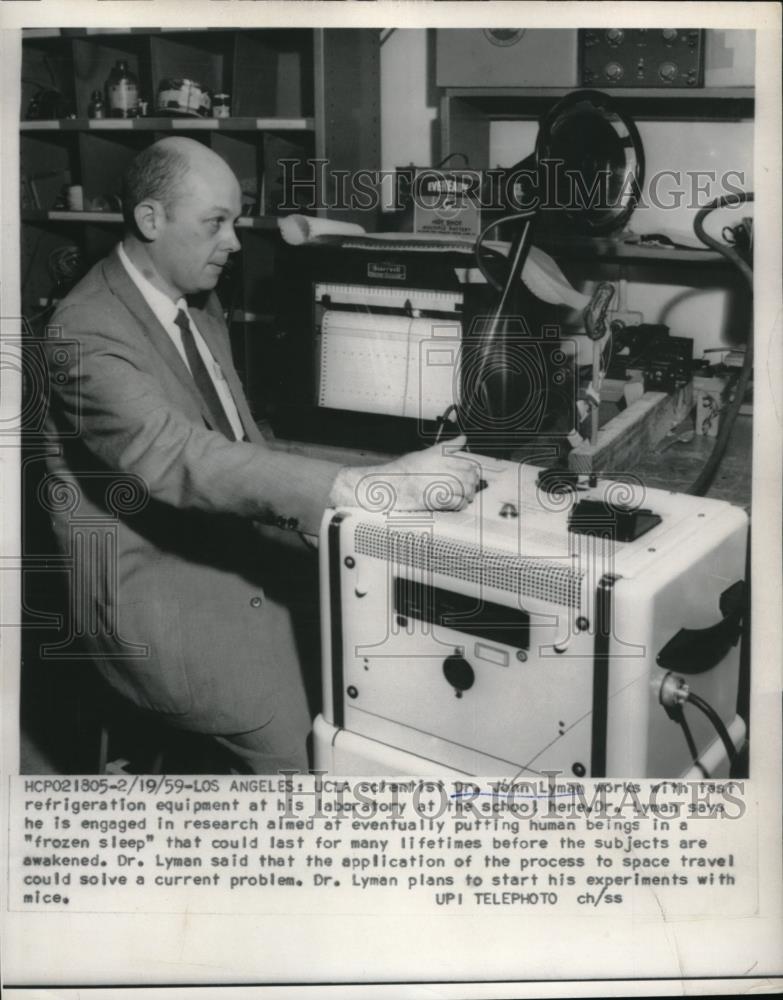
[688,193,754,496]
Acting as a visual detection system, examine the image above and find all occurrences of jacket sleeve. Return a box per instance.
[46,298,340,536]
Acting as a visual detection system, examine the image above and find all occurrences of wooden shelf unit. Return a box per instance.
[20,117,315,132]
[441,86,755,169]
[20,27,381,416]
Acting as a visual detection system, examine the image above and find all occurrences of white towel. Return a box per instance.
[518,245,591,310]
[458,245,589,310]
[278,215,366,245]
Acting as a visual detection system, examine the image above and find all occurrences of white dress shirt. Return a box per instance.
[118,242,245,440]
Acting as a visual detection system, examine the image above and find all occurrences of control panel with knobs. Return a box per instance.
[580,28,704,88]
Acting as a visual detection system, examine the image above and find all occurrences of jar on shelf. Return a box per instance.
[105,60,139,119]
[88,89,105,119]
[156,78,212,118]
[213,93,231,118]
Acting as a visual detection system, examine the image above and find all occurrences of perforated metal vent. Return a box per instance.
[354,522,583,608]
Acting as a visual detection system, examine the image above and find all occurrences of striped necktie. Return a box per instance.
[174,308,236,440]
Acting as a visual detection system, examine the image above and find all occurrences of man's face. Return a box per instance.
[152,159,242,298]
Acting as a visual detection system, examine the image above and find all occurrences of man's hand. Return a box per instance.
[328,435,480,513]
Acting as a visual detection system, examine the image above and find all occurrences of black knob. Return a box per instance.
[443,654,475,693]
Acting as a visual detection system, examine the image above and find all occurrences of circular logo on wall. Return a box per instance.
[483,29,527,47]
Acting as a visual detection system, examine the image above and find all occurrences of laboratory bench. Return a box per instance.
[266,409,753,512]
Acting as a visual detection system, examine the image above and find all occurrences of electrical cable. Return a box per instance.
[693,193,753,286]
[673,707,706,776]
[434,404,459,444]
[435,152,470,169]
[600,325,614,371]
[688,192,754,496]
[685,691,738,772]
[473,209,538,292]
[474,244,508,293]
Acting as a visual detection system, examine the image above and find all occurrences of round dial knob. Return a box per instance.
[604,61,624,81]
[658,61,678,82]
[443,654,475,693]
[662,29,678,43]
[605,29,624,46]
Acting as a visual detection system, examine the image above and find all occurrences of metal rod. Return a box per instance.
[591,340,600,448]
[466,219,533,430]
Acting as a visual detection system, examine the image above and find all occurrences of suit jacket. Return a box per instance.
[42,245,340,734]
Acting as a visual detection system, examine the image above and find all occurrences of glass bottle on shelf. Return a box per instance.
[88,89,105,119]
[105,60,139,119]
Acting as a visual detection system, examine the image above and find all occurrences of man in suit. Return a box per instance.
[42,137,478,773]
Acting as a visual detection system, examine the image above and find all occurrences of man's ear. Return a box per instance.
[133,199,165,241]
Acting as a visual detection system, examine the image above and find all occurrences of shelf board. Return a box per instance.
[20,212,735,266]
[23,210,123,224]
[445,86,754,121]
[22,210,283,231]
[21,117,315,133]
[447,86,755,100]
[22,29,65,40]
[537,235,732,265]
[23,28,239,40]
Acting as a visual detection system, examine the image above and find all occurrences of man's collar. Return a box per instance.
[117,242,183,324]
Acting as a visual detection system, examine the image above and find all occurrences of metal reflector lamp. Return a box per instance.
[463,90,645,454]
[534,89,645,234]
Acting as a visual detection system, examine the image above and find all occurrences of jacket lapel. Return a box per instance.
[102,247,218,431]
